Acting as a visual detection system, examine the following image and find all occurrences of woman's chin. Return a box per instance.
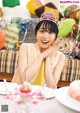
[40,45,49,51]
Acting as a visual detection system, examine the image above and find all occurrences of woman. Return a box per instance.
[12,12,66,88]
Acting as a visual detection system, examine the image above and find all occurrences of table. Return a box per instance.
[0,94,79,113]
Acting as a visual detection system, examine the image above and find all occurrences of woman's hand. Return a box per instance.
[48,39,64,57]
[44,39,65,88]
[42,39,64,59]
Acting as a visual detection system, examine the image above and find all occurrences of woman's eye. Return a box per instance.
[39,30,44,33]
[48,31,53,34]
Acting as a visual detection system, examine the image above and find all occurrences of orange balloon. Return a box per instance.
[0,29,6,49]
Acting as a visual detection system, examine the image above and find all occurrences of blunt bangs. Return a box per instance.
[35,20,59,37]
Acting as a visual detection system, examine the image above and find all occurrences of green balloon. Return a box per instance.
[58,19,76,38]
[2,0,20,7]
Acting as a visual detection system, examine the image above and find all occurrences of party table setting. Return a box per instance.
[0,80,80,113]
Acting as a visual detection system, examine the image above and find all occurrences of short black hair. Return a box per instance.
[35,20,59,39]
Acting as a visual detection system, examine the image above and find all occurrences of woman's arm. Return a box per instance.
[18,43,43,83]
[18,39,64,84]
[45,53,66,88]
[18,41,63,83]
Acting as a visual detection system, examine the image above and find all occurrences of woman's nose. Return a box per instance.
[44,32,49,38]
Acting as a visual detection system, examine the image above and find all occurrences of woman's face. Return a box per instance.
[36,25,56,50]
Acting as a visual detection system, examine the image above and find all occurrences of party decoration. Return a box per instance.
[4,23,21,49]
[57,38,74,53]
[72,42,80,59]
[2,0,20,7]
[35,2,64,20]
[58,19,76,37]
[26,0,43,15]
[21,20,33,32]
[76,11,80,19]
[64,5,79,18]
[69,8,80,23]
[0,29,6,49]
[44,6,59,20]
[76,11,80,42]
[0,8,3,17]
[72,24,78,38]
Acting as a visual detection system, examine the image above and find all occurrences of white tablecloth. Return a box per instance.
[0,94,79,113]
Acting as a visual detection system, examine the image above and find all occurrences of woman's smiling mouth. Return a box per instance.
[41,40,49,44]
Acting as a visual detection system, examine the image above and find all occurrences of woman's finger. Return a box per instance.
[48,39,64,57]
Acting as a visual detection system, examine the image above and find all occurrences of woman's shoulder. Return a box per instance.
[19,43,35,53]
[20,43,34,48]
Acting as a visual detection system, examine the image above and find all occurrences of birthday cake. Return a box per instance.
[19,81,31,93]
[68,80,80,101]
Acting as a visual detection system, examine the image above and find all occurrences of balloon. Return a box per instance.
[0,29,6,49]
[58,19,76,37]
[2,0,20,7]
[26,0,43,15]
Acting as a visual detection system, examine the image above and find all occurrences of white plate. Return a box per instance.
[32,85,55,99]
[0,82,19,95]
[55,87,80,112]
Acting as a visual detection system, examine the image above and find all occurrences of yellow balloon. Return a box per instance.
[26,0,43,15]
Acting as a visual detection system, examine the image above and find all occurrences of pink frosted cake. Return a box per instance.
[68,80,80,101]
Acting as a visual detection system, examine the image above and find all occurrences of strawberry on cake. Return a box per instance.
[68,80,80,101]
